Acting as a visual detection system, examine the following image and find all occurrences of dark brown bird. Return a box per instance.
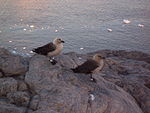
[72,54,105,82]
[32,38,64,56]
[32,38,65,65]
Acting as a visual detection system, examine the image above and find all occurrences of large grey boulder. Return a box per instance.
[0,48,28,76]
[25,54,143,113]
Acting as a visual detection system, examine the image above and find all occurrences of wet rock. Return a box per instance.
[0,104,26,113]
[0,77,18,96]
[0,48,28,76]
[7,91,30,107]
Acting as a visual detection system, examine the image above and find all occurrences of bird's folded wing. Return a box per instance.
[33,42,56,55]
[73,59,99,74]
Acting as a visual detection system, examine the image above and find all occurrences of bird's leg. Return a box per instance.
[90,74,97,83]
[49,57,57,65]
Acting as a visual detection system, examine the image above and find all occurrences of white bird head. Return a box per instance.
[53,38,65,45]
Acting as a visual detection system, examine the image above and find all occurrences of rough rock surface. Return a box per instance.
[0,77,18,96]
[17,80,28,91]
[0,47,150,113]
[25,54,143,113]
[7,91,30,107]
[0,104,26,113]
[0,48,28,76]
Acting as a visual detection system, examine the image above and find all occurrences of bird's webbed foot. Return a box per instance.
[49,57,57,65]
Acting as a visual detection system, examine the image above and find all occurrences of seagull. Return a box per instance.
[71,54,105,82]
[32,38,65,64]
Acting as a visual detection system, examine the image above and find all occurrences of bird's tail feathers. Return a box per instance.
[32,48,36,52]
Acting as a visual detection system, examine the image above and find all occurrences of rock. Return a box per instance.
[0,48,12,56]
[7,91,30,107]
[25,54,62,92]
[116,80,150,113]
[55,54,78,68]
[25,54,143,113]
[0,77,18,96]
[17,80,28,91]
[29,95,40,110]
[0,48,149,113]
[0,104,26,113]
[0,98,10,105]
[0,48,28,76]
[31,110,60,113]
[94,50,150,113]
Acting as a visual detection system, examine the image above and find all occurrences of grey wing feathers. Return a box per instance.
[72,59,99,74]
[33,42,56,55]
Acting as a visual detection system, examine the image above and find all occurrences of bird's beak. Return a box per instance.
[61,40,65,43]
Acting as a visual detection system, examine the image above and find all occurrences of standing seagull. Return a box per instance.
[72,54,105,82]
[32,38,65,64]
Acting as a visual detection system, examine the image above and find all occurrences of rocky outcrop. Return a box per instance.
[25,54,143,113]
[0,48,150,113]
[0,48,28,76]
